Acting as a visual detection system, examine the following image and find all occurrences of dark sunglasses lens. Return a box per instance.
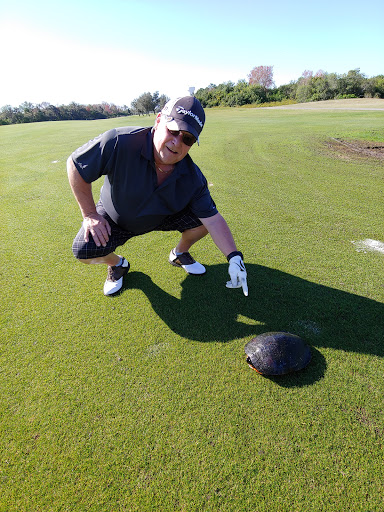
[182,134,196,146]
[168,128,195,146]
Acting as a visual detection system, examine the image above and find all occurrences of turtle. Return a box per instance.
[245,332,311,376]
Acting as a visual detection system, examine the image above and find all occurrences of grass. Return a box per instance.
[1,101,384,511]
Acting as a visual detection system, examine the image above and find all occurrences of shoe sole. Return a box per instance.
[169,260,206,275]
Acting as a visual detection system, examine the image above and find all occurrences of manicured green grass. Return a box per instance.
[1,102,384,511]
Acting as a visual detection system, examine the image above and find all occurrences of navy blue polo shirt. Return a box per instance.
[71,126,217,234]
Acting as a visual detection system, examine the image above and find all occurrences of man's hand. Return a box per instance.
[82,213,111,247]
[226,255,248,296]
[67,158,111,246]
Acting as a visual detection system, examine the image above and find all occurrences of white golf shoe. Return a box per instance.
[168,248,206,275]
[103,257,130,296]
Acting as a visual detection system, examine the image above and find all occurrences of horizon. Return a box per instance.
[1,68,383,110]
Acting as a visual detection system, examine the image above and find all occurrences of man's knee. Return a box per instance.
[72,239,91,260]
[72,237,112,261]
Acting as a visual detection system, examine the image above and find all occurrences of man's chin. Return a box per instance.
[160,152,179,165]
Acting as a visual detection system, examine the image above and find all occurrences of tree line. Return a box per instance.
[1,68,383,125]
[0,101,131,125]
[195,68,384,108]
[0,92,169,126]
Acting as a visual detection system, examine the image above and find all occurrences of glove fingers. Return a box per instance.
[227,256,248,295]
[241,277,249,296]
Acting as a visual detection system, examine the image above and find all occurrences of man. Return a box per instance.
[67,96,248,296]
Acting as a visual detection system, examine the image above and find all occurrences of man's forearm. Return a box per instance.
[67,157,97,218]
[200,213,238,257]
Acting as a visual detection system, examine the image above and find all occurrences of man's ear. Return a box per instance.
[154,113,162,128]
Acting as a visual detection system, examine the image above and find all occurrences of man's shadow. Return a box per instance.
[122,264,384,386]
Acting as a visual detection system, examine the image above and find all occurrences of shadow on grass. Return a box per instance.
[122,264,384,385]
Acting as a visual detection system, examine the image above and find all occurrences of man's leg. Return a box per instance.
[169,225,208,275]
[78,253,129,295]
[75,250,130,296]
[175,225,208,253]
[72,203,134,295]
[156,209,209,275]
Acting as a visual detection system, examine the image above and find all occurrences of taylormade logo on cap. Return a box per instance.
[175,106,204,128]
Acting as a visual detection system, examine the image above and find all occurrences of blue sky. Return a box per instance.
[0,0,383,107]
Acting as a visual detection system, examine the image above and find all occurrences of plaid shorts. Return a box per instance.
[72,201,203,260]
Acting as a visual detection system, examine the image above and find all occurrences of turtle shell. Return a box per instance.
[245,332,311,375]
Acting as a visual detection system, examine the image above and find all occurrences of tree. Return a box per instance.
[0,105,17,124]
[374,76,384,98]
[311,74,333,101]
[248,65,275,89]
[150,92,169,113]
[131,91,164,115]
[337,69,366,98]
[300,70,313,84]
[295,71,314,102]
[269,82,296,102]
[138,92,155,115]
[294,70,334,102]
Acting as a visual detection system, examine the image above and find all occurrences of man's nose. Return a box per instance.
[170,132,183,145]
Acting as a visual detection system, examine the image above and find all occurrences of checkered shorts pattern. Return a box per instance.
[72,201,203,260]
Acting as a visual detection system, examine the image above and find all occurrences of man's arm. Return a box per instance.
[200,212,248,296]
[200,212,237,257]
[67,157,111,247]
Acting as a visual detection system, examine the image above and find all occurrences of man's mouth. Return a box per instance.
[166,145,178,155]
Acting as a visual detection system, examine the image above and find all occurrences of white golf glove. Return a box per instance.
[226,252,248,296]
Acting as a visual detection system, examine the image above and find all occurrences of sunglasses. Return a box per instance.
[167,127,196,147]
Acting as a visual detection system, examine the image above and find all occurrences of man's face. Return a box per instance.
[153,114,195,166]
